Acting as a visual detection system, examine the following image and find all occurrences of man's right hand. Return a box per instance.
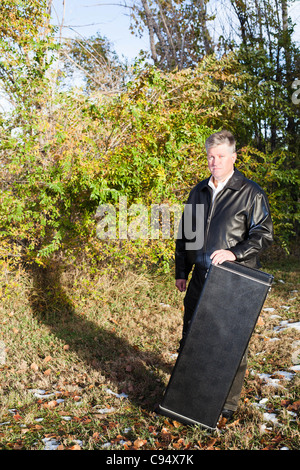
[175,279,187,292]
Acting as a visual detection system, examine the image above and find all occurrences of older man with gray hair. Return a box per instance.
[175,130,273,420]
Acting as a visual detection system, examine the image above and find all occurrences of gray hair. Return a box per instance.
[205,130,236,153]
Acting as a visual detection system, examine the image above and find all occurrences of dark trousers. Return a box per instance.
[181,266,247,412]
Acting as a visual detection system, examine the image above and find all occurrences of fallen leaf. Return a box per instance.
[13,442,24,450]
[217,416,227,429]
[184,442,192,449]
[288,400,300,412]
[13,413,22,421]
[69,444,81,450]
[43,355,52,363]
[227,418,240,427]
[30,362,39,372]
[172,441,184,449]
[207,437,218,447]
[161,426,171,433]
[47,400,58,409]
[172,420,181,428]
[272,434,283,444]
[134,439,147,448]
[257,316,264,326]
[163,419,173,427]
[281,399,291,407]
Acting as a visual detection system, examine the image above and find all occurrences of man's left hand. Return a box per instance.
[210,249,236,265]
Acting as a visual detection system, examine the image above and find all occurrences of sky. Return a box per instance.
[51,0,149,61]
[51,0,300,62]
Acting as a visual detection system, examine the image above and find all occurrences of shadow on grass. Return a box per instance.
[27,263,173,411]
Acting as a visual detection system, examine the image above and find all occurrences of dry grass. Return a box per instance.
[0,253,299,450]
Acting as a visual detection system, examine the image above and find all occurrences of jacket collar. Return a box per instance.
[198,167,245,192]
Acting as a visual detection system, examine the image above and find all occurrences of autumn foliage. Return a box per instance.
[0,1,299,452]
[0,0,299,270]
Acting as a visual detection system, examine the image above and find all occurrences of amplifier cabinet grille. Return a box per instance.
[159,261,273,429]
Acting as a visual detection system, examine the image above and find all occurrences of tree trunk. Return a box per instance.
[199,0,213,55]
[141,0,158,64]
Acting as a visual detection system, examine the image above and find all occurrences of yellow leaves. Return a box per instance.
[156,166,166,181]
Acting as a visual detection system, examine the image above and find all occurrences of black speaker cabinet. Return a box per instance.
[158,261,273,430]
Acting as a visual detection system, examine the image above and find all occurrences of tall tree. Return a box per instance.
[224,0,300,158]
[62,33,128,94]
[130,0,214,70]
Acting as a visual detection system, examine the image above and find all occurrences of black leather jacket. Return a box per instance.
[175,168,274,279]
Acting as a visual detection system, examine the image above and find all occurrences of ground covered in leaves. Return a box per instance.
[0,253,299,450]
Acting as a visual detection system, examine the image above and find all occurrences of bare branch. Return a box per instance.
[61,50,122,94]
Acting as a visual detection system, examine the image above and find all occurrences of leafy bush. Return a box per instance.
[0,2,298,270]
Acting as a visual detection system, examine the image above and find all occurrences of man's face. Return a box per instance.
[207,143,237,183]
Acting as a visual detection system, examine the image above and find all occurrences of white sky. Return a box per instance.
[50,0,300,61]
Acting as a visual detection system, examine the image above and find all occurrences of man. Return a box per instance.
[175,130,273,420]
